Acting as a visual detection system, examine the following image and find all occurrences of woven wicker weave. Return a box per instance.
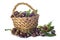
[11,2,39,33]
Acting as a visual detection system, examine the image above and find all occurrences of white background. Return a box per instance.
[0,0,60,40]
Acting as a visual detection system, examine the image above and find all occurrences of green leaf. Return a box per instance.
[46,21,53,32]
[26,9,31,17]
[37,25,42,28]
[47,26,54,32]
[47,21,52,27]
[41,30,47,33]
[35,10,38,13]
[38,21,54,32]
[45,32,56,37]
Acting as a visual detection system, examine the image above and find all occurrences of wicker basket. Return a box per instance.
[11,2,39,33]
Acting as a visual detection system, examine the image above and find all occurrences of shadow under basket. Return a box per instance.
[11,2,39,33]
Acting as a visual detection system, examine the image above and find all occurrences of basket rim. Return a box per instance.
[11,14,39,18]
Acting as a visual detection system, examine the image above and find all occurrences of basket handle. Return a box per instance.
[13,2,37,14]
